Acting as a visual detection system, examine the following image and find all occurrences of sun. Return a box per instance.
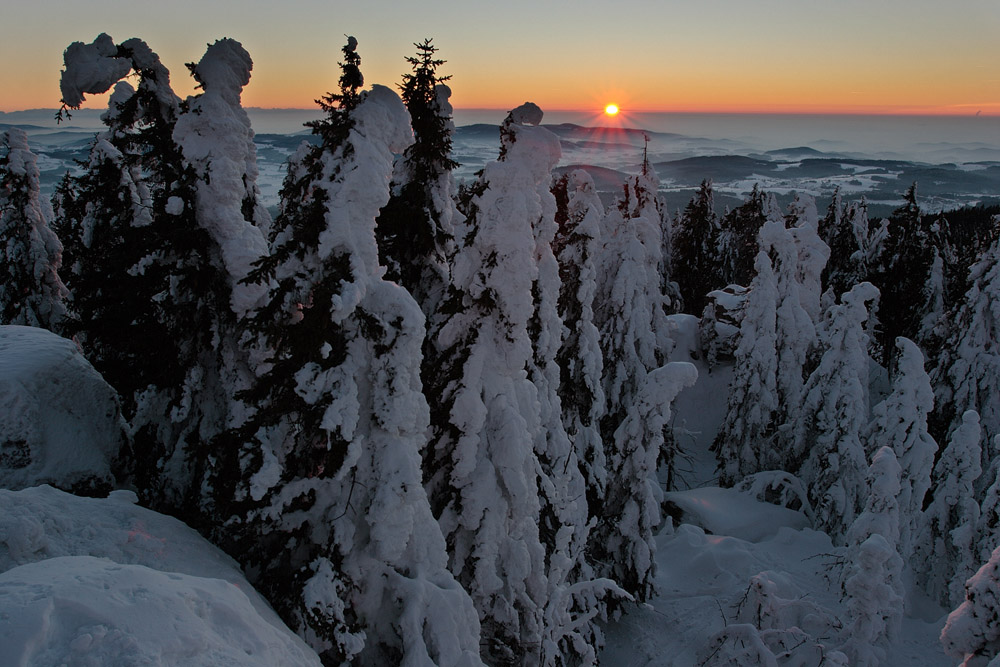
[604,103,620,116]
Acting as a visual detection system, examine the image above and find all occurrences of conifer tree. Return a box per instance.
[839,446,904,667]
[552,169,607,519]
[58,127,177,427]
[591,160,695,600]
[977,448,1000,563]
[714,214,812,484]
[718,184,768,287]
[527,143,613,667]
[714,246,779,485]
[873,183,935,365]
[820,189,870,298]
[425,103,609,664]
[794,282,879,540]
[375,38,459,317]
[0,129,69,330]
[787,194,830,324]
[595,164,672,453]
[932,233,1000,467]
[213,39,483,665]
[940,544,1000,666]
[916,410,983,607]
[59,35,265,514]
[866,337,938,559]
[672,179,721,314]
[49,171,82,280]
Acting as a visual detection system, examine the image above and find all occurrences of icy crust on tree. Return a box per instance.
[0,557,322,667]
[0,326,127,493]
[763,208,815,435]
[267,85,414,312]
[61,34,179,119]
[172,38,270,316]
[59,33,131,108]
[591,157,681,602]
[866,337,937,558]
[508,101,544,126]
[917,409,984,607]
[0,129,69,329]
[942,545,1000,666]
[794,282,878,540]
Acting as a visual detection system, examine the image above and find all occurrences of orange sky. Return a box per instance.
[1,0,998,116]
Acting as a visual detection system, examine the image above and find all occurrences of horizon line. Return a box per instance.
[2,106,998,118]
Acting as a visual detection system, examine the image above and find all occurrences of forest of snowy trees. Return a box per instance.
[3,33,1000,666]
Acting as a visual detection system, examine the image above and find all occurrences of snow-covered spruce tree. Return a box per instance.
[770,205,816,456]
[786,194,830,325]
[916,409,983,607]
[212,40,483,666]
[866,337,938,559]
[872,183,936,365]
[59,35,269,516]
[595,162,672,453]
[713,243,779,486]
[375,39,458,318]
[793,282,879,540]
[56,118,180,432]
[591,160,695,600]
[839,446,904,666]
[672,178,721,314]
[552,169,607,521]
[820,189,870,299]
[941,545,1000,666]
[840,534,902,667]
[527,126,617,666]
[592,362,696,602]
[49,171,83,281]
[0,129,68,331]
[714,212,813,485]
[718,183,767,287]
[932,232,1000,463]
[978,447,1000,563]
[425,103,606,665]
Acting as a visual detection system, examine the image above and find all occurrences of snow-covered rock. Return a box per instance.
[0,485,321,665]
[0,326,127,493]
[0,556,321,666]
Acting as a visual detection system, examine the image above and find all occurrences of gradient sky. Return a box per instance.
[1,0,998,115]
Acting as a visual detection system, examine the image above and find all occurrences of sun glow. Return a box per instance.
[604,103,620,116]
